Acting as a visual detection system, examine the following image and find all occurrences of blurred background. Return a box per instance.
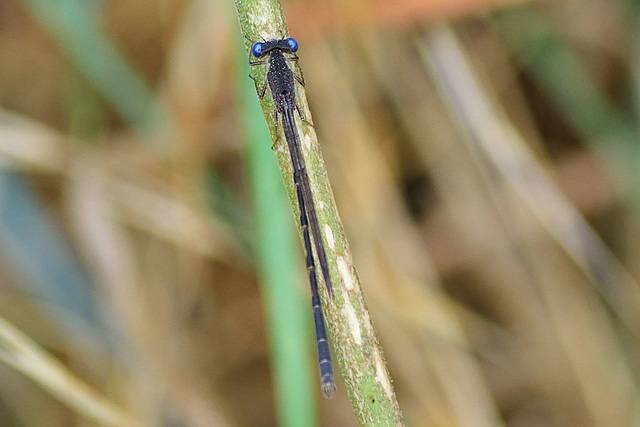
[1,0,640,425]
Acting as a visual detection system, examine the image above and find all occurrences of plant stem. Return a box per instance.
[233,0,404,425]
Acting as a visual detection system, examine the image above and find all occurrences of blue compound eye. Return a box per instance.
[251,43,263,57]
[286,38,298,52]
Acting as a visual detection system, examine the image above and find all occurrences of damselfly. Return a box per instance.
[249,37,336,398]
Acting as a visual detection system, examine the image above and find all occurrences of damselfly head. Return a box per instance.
[251,37,299,58]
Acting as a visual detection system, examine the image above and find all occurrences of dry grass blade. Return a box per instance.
[419,24,640,332]
[303,37,503,426]
[0,315,140,426]
[0,109,66,174]
[418,23,639,426]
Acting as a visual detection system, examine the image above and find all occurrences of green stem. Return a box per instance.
[233,0,404,425]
